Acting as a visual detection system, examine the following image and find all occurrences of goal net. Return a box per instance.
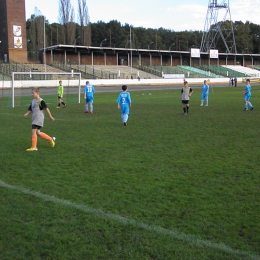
[3,71,82,108]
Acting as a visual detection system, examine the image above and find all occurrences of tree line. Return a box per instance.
[26,0,260,55]
[26,0,91,56]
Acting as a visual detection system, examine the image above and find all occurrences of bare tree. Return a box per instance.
[27,7,47,60]
[29,7,45,51]
[67,8,76,45]
[78,0,91,46]
[59,0,76,44]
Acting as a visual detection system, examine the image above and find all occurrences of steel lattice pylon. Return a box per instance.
[200,0,237,54]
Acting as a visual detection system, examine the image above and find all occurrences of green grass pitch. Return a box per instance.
[0,86,260,260]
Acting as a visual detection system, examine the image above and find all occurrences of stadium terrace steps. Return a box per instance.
[178,65,224,78]
[150,65,186,75]
[0,63,70,80]
[251,65,260,71]
[147,65,208,79]
[69,65,160,79]
[222,65,260,77]
[201,65,245,78]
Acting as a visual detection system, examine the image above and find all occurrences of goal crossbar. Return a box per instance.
[11,71,82,108]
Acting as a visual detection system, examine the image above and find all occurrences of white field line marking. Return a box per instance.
[0,179,259,260]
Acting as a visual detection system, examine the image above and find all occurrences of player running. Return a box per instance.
[24,88,55,151]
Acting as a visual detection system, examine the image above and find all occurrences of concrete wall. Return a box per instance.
[2,77,239,88]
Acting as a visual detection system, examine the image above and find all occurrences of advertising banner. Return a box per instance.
[190,48,200,58]
[210,49,219,59]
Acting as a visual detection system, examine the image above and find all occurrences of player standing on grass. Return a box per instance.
[117,85,131,126]
[200,80,210,106]
[243,79,254,111]
[24,88,55,151]
[181,81,193,115]
[57,80,67,108]
[83,81,95,113]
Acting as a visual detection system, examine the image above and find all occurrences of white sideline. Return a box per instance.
[0,179,259,260]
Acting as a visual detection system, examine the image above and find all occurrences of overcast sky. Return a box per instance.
[25,0,260,31]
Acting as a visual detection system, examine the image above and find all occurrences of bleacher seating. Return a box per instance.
[201,65,245,77]
[68,64,160,79]
[0,63,79,81]
[178,66,224,78]
[0,72,10,80]
[145,65,213,79]
[252,66,260,71]
[222,65,260,77]
[3,63,259,81]
[150,65,186,75]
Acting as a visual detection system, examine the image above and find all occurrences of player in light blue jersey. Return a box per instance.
[243,79,254,111]
[200,80,210,106]
[83,81,95,113]
[117,85,131,126]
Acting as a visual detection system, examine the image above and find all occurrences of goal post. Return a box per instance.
[10,71,82,108]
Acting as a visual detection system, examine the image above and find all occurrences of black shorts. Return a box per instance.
[182,100,189,104]
[32,124,42,129]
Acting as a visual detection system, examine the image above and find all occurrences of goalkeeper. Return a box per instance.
[57,80,67,108]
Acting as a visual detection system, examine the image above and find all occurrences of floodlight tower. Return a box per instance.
[200,0,237,54]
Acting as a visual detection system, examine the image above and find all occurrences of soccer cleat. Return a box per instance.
[56,106,60,108]
[244,108,248,111]
[26,147,38,151]
[85,111,89,113]
[50,137,55,147]
[63,105,67,108]
[123,122,127,126]
[250,107,254,110]
[184,113,188,115]
[90,112,93,114]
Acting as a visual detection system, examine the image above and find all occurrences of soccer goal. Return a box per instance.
[7,71,82,108]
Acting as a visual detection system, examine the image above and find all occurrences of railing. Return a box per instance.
[52,63,145,79]
[136,65,162,77]
[1,61,161,81]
